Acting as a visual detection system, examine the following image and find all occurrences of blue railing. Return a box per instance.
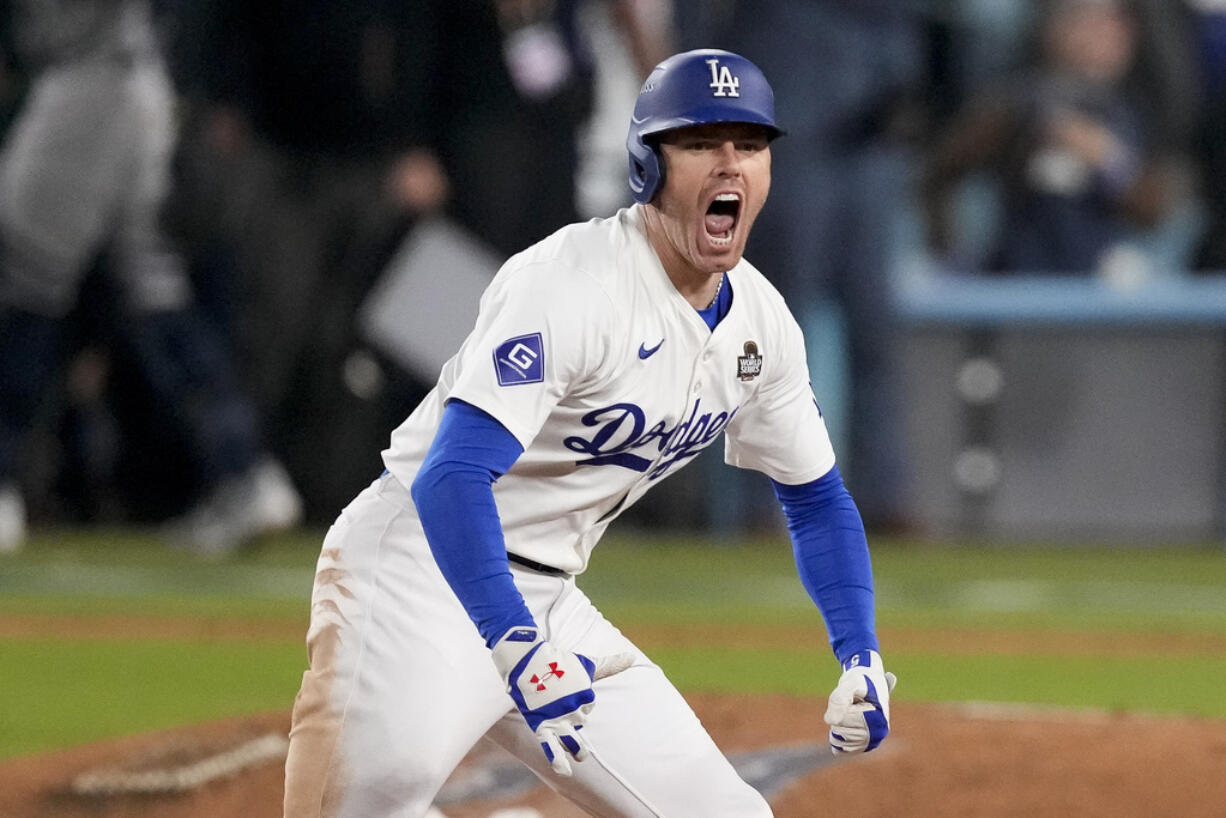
[894,268,1226,327]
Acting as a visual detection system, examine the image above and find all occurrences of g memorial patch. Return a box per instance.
[738,341,762,381]
[494,333,545,386]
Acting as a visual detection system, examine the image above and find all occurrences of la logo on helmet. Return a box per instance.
[705,58,740,98]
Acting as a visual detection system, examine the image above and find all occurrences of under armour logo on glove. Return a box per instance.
[491,626,635,776]
[824,649,897,755]
[531,663,565,690]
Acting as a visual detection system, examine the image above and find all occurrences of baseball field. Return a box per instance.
[2,527,1225,817]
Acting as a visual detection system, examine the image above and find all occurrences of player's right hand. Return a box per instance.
[491,626,634,776]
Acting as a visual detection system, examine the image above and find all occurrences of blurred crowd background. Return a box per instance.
[1,0,1224,555]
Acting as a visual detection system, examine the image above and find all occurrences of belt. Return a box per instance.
[507,552,566,576]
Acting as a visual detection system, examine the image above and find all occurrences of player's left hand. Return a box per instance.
[824,649,896,755]
[491,626,635,776]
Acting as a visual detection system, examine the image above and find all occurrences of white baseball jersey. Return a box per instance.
[383,204,835,573]
[287,204,829,816]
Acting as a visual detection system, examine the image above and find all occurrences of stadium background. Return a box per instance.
[2,1,1226,815]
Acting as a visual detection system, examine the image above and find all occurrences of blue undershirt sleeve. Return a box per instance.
[409,399,534,647]
[771,465,879,664]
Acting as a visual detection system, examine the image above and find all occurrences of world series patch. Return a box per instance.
[494,333,544,386]
[737,341,762,381]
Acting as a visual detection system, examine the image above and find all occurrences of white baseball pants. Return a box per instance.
[283,472,772,817]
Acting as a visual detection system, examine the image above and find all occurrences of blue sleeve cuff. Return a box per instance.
[771,466,879,663]
[410,400,535,646]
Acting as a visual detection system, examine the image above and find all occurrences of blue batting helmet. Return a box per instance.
[627,49,784,204]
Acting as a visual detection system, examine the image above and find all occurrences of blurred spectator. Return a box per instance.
[1187,0,1226,270]
[920,0,1202,277]
[481,0,593,247]
[167,0,459,516]
[573,0,674,218]
[167,0,598,515]
[675,0,928,532]
[0,0,301,554]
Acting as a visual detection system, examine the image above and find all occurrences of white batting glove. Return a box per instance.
[824,649,896,755]
[491,626,634,776]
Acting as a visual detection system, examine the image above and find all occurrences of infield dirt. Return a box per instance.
[3,694,1225,817]
[5,614,1225,816]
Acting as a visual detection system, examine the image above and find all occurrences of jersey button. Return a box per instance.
[693,380,702,392]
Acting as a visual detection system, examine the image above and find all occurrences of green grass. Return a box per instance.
[0,639,303,757]
[647,648,1226,719]
[2,528,1224,758]
[581,536,1226,633]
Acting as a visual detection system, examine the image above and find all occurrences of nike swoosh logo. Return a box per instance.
[631,114,649,124]
[638,339,664,359]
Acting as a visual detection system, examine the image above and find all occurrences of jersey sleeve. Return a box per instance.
[411,400,535,646]
[446,260,609,448]
[772,467,878,663]
[723,310,836,484]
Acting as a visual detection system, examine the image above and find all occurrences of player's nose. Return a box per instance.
[711,140,743,175]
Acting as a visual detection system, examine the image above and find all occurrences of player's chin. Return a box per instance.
[699,231,746,267]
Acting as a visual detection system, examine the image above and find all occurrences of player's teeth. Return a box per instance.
[715,193,740,202]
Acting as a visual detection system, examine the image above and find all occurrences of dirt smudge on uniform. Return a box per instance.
[284,567,352,815]
[314,567,355,600]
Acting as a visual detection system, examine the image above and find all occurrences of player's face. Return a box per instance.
[652,123,772,277]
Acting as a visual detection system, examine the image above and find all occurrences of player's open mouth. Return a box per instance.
[704,192,741,247]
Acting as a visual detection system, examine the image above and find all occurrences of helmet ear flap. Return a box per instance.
[627,135,663,204]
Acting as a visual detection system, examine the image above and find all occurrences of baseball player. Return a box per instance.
[283,49,894,817]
